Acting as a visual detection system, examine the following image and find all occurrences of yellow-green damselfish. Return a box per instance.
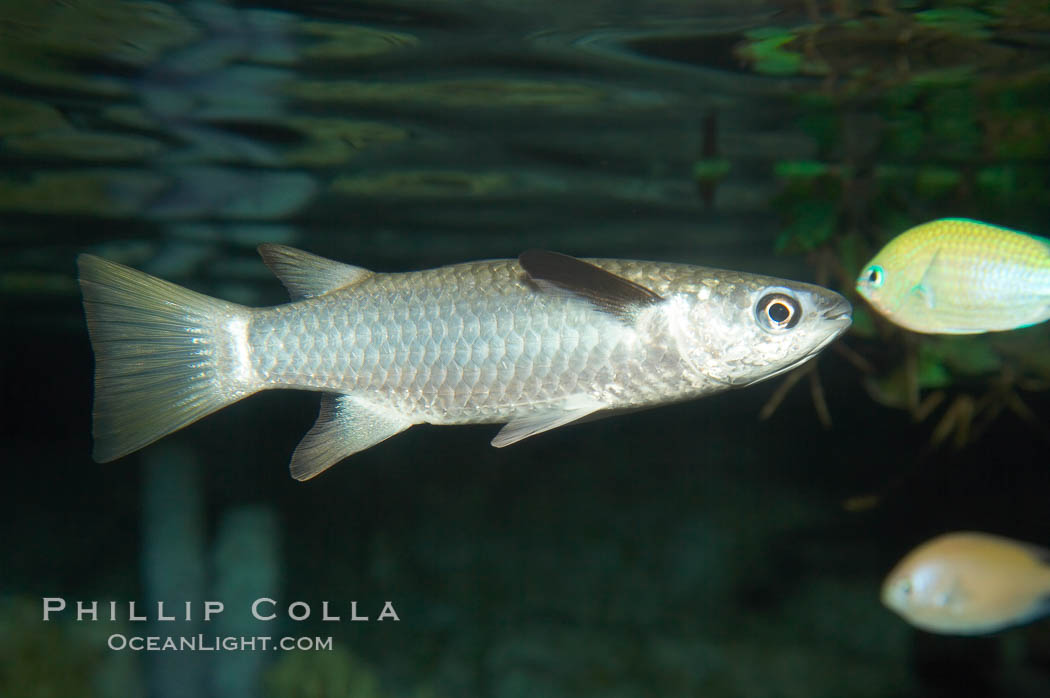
[856,218,1050,334]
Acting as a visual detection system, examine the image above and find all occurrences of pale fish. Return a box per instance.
[882,531,1050,635]
[855,218,1050,334]
[78,246,852,480]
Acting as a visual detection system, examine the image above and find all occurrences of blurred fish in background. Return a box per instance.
[882,531,1050,635]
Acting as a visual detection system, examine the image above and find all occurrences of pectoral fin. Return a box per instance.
[908,282,934,310]
[518,249,664,320]
[910,249,942,310]
[491,395,605,448]
[290,394,413,480]
[258,244,373,300]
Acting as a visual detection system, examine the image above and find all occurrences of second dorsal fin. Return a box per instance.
[258,244,373,300]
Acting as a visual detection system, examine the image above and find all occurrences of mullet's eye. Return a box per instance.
[865,265,884,288]
[755,293,801,332]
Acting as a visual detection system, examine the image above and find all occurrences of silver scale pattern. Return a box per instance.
[246,259,718,425]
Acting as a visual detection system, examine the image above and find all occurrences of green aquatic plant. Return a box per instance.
[0,596,143,698]
[0,95,68,137]
[770,166,843,254]
[746,1,1050,451]
[0,0,199,95]
[734,3,1050,89]
[773,197,838,254]
[0,170,167,217]
[913,8,993,39]
[290,78,612,109]
[914,167,962,199]
[331,170,513,198]
[925,87,981,161]
[984,107,1050,159]
[298,21,419,60]
[281,118,408,167]
[976,165,1048,205]
[736,27,805,76]
[265,643,386,698]
[5,131,166,161]
[691,158,731,183]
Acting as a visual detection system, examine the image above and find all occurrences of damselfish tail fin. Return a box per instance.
[77,255,260,462]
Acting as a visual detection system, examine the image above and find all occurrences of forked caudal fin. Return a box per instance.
[77,255,260,462]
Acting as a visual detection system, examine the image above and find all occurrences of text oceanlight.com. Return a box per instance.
[107,634,335,652]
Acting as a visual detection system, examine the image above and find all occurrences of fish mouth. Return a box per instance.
[822,298,853,322]
[813,299,853,351]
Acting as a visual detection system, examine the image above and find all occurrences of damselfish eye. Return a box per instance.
[864,265,884,288]
[755,292,801,332]
[886,577,913,606]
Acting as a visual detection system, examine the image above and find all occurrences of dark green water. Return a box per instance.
[3,1,1050,696]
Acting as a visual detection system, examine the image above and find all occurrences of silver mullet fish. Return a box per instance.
[78,246,852,480]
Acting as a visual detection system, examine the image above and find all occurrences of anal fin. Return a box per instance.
[291,394,413,480]
[491,395,605,448]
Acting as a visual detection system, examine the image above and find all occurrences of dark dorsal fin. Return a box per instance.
[518,250,664,319]
[258,244,373,300]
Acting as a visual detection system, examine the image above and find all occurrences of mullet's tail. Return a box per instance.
[77,255,259,462]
